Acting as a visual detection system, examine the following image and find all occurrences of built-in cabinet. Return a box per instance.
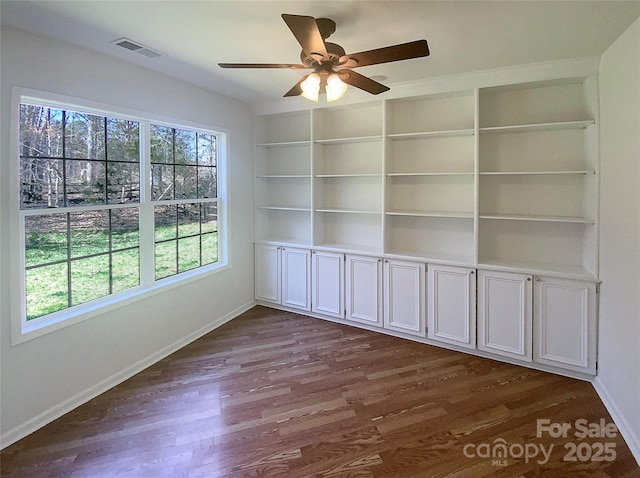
[253,74,600,379]
[427,264,476,349]
[383,259,426,337]
[311,250,344,319]
[345,254,383,327]
[534,276,597,374]
[477,270,533,362]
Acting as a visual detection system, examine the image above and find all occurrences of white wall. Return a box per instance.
[0,27,255,445]
[596,17,640,464]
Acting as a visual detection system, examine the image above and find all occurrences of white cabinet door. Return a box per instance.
[478,270,533,362]
[281,247,311,311]
[311,251,344,319]
[384,259,425,337]
[427,265,476,349]
[345,254,383,327]
[534,277,597,374]
[255,243,281,304]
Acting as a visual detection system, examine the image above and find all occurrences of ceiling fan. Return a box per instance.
[218,14,430,102]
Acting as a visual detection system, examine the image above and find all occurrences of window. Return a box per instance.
[15,91,227,338]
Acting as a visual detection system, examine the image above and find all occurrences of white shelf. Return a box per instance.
[480,170,594,176]
[315,174,382,178]
[256,140,311,148]
[480,120,594,134]
[386,250,475,267]
[313,242,382,255]
[387,172,474,177]
[255,238,312,248]
[386,210,474,219]
[256,174,311,179]
[479,214,594,224]
[314,135,382,145]
[257,206,311,212]
[387,129,474,140]
[315,208,381,215]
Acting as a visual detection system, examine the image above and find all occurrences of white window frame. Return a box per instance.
[9,87,229,345]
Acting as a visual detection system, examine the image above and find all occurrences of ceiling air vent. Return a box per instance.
[112,38,161,58]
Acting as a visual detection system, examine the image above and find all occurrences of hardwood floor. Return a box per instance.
[2,305,639,477]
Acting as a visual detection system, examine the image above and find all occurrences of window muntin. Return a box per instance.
[18,97,224,330]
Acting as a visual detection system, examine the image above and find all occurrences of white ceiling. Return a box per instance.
[2,1,639,106]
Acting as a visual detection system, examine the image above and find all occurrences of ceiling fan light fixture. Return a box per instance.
[326,73,348,102]
[300,73,321,102]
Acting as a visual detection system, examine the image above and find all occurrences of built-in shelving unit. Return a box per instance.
[384,91,477,264]
[477,78,598,278]
[312,102,384,253]
[254,110,312,245]
[254,76,599,280]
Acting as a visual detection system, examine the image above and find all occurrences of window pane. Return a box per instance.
[112,249,139,293]
[26,263,68,320]
[201,232,218,265]
[20,105,63,158]
[155,205,176,241]
[70,210,109,258]
[107,118,139,162]
[151,164,174,200]
[111,208,139,250]
[108,162,140,203]
[175,165,197,199]
[71,255,110,306]
[175,129,196,164]
[155,240,177,279]
[25,213,68,267]
[177,203,200,238]
[201,203,217,234]
[197,133,216,166]
[65,160,106,205]
[20,158,64,209]
[178,236,200,272]
[197,166,217,198]
[65,112,106,160]
[150,125,173,164]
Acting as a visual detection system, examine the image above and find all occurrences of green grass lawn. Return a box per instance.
[25,224,218,320]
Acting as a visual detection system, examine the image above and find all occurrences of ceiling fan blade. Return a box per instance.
[337,70,390,95]
[283,76,306,97]
[218,63,308,69]
[282,14,329,62]
[341,39,430,68]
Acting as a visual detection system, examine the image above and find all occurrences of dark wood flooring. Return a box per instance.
[2,306,639,477]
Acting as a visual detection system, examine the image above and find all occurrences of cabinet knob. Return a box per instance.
[527,277,532,281]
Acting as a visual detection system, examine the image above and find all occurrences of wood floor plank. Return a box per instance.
[1,306,638,477]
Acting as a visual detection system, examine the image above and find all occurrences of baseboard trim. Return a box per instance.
[592,376,640,466]
[0,300,256,450]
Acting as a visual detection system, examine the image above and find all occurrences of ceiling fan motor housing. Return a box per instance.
[300,42,346,68]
